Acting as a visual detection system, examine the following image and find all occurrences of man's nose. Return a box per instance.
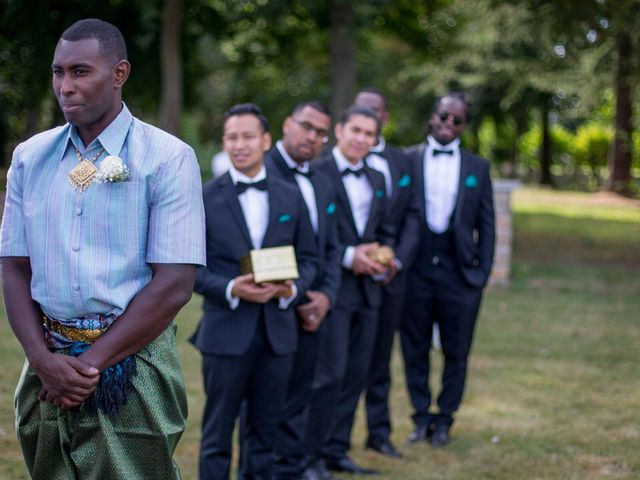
[59,74,75,96]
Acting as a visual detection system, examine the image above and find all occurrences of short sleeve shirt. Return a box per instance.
[0,104,206,321]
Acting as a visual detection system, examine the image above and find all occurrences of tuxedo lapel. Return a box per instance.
[261,176,279,247]
[221,174,253,249]
[416,143,427,223]
[383,145,402,191]
[453,150,470,226]
[309,173,326,238]
[271,149,297,182]
[363,165,381,238]
[328,155,359,237]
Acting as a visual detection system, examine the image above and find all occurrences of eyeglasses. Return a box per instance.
[292,119,329,144]
[437,112,464,126]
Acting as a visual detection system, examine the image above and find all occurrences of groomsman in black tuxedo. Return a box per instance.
[191,103,317,480]
[263,101,343,480]
[401,92,495,447]
[353,88,421,459]
[305,106,395,476]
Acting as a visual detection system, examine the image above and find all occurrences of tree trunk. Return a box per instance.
[159,0,184,135]
[539,106,553,185]
[330,0,356,123]
[606,30,633,195]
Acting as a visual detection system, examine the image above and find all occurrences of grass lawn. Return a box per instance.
[1,186,639,479]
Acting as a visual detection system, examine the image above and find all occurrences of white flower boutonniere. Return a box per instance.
[95,155,130,183]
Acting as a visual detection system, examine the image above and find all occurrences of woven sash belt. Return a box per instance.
[42,314,137,416]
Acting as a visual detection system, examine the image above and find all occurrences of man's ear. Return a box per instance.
[262,132,272,152]
[334,123,343,141]
[282,117,293,136]
[113,59,131,89]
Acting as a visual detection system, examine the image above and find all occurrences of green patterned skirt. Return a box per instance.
[14,324,187,480]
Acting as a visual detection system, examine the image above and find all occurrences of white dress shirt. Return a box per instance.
[424,135,461,233]
[333,146,373,269]
[225,165,296,309]
[367,136,393,199]
[276,141,318,234]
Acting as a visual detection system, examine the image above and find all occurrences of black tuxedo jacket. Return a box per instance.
[265,148,342,307]
[191,171,318,356]
[405,142,495,289]
[315,150,395,309]
[366,143,422,295]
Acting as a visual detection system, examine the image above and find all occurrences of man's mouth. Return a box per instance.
[61,104,81,113]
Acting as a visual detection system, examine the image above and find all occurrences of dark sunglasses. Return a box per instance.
[437,112,464,126]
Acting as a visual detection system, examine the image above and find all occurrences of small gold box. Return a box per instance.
[240,245,299,284]
[366,245,395,267]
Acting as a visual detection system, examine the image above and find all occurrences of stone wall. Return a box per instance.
[488,180,521,286]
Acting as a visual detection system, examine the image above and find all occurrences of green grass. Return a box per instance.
[1,186,639,479]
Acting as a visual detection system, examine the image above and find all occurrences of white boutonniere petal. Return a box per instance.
[95,156,130,183]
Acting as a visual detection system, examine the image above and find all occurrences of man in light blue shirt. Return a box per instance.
[0,18,205,479]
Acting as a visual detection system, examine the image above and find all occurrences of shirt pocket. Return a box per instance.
[93,181,147,252]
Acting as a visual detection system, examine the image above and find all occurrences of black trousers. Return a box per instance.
[364,274,407,442]
[199,319,294,480]
[304,300,379,460]
[400,250,482,428]
[272,320,325,479]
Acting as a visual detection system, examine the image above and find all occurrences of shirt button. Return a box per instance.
[75,208,82,216]
[72,245,80,252]
[72,283,80,291]
[431,255,440,266]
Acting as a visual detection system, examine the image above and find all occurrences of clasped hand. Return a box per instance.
[232,274,294,303]
[33,352,100,410]
[352,242,388,276]
[296,290,331,332]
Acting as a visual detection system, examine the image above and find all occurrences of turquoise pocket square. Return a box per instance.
[278,214,292,223]
[326,202,336,214]
[376,190,385,199]
[398,174,411,188]
[464,174,478,188]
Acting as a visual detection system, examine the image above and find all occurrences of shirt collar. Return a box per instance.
[64,103,133,159]
[276,140,310,173]
[332,146,364,172]
[370,136,386,154]
[426,135,460,151]
[229,164,267,185]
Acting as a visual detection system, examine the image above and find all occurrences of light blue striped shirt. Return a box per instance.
[0,104,206,322]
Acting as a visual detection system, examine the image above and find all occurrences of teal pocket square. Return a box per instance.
[326,202,336,214]
[464,174,478,188]
[278,213,292,223]
[398,174,411,188]
[376,190,385,199]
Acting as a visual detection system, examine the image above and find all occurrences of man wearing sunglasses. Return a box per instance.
[263,101,343,480]
[401,92,495,447]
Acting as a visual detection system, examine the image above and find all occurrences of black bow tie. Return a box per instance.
[342,168,364,178]
[432,148,454,157]
[235,179,267,194]
[290,167,313,178]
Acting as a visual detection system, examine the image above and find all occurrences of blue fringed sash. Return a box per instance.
[68,342,138,416]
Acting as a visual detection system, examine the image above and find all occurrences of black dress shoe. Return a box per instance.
[429,425,450,447]
[302,458,335,480]
[405,424,431,444]
[365,437,403,458]
[326,455,380,475]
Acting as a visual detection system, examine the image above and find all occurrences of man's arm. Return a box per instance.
[1,257,100,407]
[78,263,196,372]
